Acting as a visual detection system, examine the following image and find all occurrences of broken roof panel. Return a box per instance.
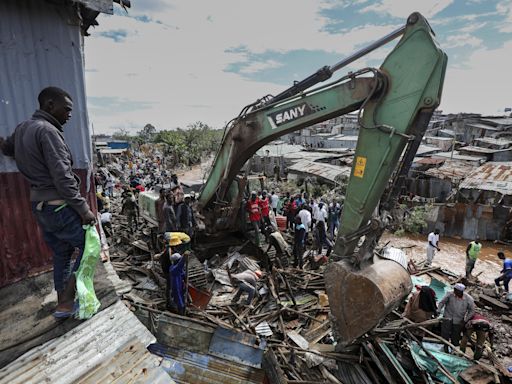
[423,160,476,181]
[480,117,512,127]
[465,122,498,131]
[431,151,486,163]
[459,161,512,194]
[0,301,173,384]
[288,160,351,183]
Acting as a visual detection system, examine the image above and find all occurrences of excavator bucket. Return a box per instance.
[325,257,412,343]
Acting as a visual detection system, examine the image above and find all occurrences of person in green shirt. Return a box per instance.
[466,238,482,279]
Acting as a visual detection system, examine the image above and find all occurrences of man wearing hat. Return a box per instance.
[438,283,475,352]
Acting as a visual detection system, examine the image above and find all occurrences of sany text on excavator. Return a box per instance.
[198,12,447,344]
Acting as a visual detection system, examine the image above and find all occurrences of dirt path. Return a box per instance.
[379,231,511,285]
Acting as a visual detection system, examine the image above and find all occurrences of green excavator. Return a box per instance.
[198,12,447,344]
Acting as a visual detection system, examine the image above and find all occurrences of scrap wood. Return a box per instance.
[281,307,324,324]
[363,341,398,384]
[392,311,500,377]
[486,346,512,379]
[373,318,441,334]
[319,365,344,384]
[479,294,510,310]
[226,305,253,334]
[405,330,460,384]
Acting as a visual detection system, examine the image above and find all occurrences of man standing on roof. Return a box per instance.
[495,251,512,294]
[466,238,482,279]
[0,86,96,318]
[425,229,441,267]
[438,283,475,352]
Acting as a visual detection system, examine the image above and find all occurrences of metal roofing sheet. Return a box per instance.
[255,144,303,156]
[424,160,476,181]
[465,123,498,131]
[480,117,512,126]
[458,145,509,154]
[431,151,486,163]
[0,0,92,173]
[416,145,441,155]
[459,161,512,194]
[0,301,173,384]
[288,160,351,183]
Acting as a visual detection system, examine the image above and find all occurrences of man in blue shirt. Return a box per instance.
[495,251,512,293]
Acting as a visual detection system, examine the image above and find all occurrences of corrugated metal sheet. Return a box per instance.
[288,159,351,183]
[423,160,476,181]
[150,344,265,384]
[0,0,92,172]
[0,0,96,287]
[0,301,174,384]
[459,161,512,195]
[431,151,486,163]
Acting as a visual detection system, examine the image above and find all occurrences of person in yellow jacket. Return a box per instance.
[466,238,482,279]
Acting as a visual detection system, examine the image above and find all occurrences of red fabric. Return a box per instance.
[259,197,270,217]
[246,198,261,222]
[135,184,145,192]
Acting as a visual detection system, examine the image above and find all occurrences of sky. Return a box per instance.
[85,0,512,134]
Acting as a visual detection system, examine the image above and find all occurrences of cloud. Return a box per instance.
[444,33,483,48]
[99,29,129,42]
[360,0,454,19]
[441,39,512,114]
[497,0,512,32]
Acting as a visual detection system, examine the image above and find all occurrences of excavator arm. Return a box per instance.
[199,12,447,343]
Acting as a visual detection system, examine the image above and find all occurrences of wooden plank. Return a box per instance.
[479,294,509,310]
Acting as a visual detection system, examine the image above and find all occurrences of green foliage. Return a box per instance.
[395,203,430,236]
[152,121,223,166]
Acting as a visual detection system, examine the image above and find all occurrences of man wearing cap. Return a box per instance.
[495,251,512,294]
[466,238,482,279]
[246,191,261,246]
[438,283,475,352]
[228,268,261,309]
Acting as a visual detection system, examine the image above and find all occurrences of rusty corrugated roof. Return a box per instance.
[424,160,476,181]
[0,301,173,384]
[459,161,512,194]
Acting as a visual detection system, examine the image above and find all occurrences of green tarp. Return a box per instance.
[409,341,473,383]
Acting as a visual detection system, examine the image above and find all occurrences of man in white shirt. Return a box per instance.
[314,202,332,257]
[425,229,441,267]
[270,190,279,215]
[297,205,312,244]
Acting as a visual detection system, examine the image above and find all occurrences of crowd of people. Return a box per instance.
[244,188,343,268]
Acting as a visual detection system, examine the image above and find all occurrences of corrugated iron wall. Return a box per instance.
[0,0,95,287]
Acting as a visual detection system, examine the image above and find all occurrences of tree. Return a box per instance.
[138,123,157,143]
[112,128,131,141]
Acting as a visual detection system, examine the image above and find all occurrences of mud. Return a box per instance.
[380,231,512,285]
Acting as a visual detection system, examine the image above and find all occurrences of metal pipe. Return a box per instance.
[330,25,406,73]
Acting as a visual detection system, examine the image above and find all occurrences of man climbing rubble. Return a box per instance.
[495,251,512,294]
[121,190,139,233]
[0,86,96,318]
[227,268,262,309]
[460,313,493,360]
[438,283,475,352]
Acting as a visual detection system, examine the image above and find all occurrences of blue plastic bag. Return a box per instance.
[75,225,101,319]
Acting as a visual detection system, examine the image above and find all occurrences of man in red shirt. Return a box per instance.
[246,191,261,246]
[259,190,271,229]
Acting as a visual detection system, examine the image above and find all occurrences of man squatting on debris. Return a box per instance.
[437,283,475,352]
[228,268,262,309]
[0,86,96,318]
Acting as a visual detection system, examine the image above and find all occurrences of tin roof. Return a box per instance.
[465,122,498,131]
[288,160,351,183]
[416,145,441,156]
[431,151,486,163]
[459,161,512,194]
[474,137,512,149]
[424,160,476,181]
[479,117,512,127]
[0,301,173,384]
[458,145,512,155]
[255,144,303,156]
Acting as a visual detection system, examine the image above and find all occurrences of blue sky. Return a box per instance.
[85,0,512,134]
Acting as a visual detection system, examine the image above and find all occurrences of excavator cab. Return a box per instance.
[198,12,447,344]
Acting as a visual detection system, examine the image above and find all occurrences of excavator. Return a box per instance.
[197,12,448,344]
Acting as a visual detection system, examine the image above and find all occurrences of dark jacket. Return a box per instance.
[3,110,89,216]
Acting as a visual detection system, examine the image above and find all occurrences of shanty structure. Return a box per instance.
[0,0,127,287]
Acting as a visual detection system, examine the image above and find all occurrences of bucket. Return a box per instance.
[276,215,287,231]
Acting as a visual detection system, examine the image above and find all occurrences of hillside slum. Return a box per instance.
[87,145,512,384]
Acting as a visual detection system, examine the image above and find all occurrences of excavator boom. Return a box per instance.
[199,13,447,343]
